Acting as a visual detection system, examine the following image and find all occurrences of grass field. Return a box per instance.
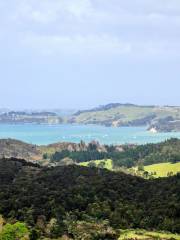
[79,159,180,178]
[144,162,180,177]
[79,159,113,170]
[119,229,180,240]
[43,229,180,240]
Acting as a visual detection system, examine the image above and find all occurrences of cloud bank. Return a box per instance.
[1,0,180,58]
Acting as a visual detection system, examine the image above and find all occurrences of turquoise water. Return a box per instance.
[0,124,180,145]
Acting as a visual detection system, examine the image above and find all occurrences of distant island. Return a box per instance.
[69,103,180,132]
[1,103,180,132]
[0,111,63,124]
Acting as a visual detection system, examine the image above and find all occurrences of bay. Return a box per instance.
[0,124,180,145]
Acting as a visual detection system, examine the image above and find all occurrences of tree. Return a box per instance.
[0,222,29,240]
[143,171,149,179]
[43,153,48,160]
[170,154,180,163]
[88,162,96,168]
[97,161,106,169]
[167,171,173,177]
[138,164,144,171]
[29,229,40,240]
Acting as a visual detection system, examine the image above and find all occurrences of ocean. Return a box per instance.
[0,124,180,145]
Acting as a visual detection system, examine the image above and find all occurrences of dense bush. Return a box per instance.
[50,150,109,163]
[0,158,179,239]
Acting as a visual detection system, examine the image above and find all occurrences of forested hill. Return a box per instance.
[48,138,180,168]
[0,158,179,239]
[68,103,180,131]
[2,138,180,169]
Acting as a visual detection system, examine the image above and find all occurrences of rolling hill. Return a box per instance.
[79,160,180,178]
[144,162,180,177]
[49,138,180,177]
[0,139,41,161]
[1,138,180,179]
[68,103,180,132]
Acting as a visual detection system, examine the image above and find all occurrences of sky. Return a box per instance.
[0,0,180,109]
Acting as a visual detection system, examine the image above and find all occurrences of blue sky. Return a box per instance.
[0,0,180,109]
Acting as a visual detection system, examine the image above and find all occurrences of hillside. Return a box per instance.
[0,158,179,239]
[1,105,180,132]
[144,162,180,177]
[78,159,180,178]
[149,118,180,132]
[1,138,180,180]
[39,140,108,156]
[1,138,180,176]
[49,138,180,172]
[0,139,41,161]
[68,103,180,131]
[0,139,113,163]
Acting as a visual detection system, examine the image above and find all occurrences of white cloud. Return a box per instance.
[11,0,94,24]
[1,0,180,59]
[21,33,132,56]
[66,0,93,18]
[20,31,180,59]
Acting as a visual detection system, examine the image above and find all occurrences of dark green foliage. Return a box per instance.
[50,141,109,163]
[50,150,109,163]
[170,154,180,163]
[113,138,180,168]
[50,138,180,168]
[87,162,96,168]
[97,161,106,169]
[29,229,40,240]
[0,157,179,237]
[63,219,118,240]
[43,153,48,160]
